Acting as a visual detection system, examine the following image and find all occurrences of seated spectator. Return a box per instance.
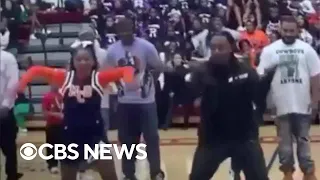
[101,0,115,14]
[19,0,44,39]
[242,0,263,29]
[215,1,228,19]
[310,17,320,53]
[145,8,165,50]
[1,0,22,48]
[308,2,320,24]
[163,41,182,62]
[265,5,280,35]
[210,16,241,40]
[296,13,313,44]
[164,24,185,50]
[100,16,117,48]
[167,8,186,35]
[236,39,257,68]
[227,0,244,30]
[113,0,131,22]
[191,16,240,60]
[64,0,84,12]
[196,0,215,26]
[240,20,269,51]
[268,30,281,43]
[185,18,203,60]
[287,0,316,15]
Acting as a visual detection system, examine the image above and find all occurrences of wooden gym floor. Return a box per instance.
[1,126,320,180]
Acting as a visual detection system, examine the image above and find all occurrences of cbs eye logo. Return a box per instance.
[20,143,38,160]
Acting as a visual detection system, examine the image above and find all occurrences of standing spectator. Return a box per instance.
[42,85,63,174]
[106,18,168,180]
[0,49,23,180]
[257,16,319,180]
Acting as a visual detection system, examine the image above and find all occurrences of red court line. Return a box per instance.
[18,135,320,147]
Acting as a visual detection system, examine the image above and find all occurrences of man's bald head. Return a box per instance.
[116,18,135,45]
[116,18,134,32]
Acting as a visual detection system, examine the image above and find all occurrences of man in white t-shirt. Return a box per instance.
[257,16,320,180]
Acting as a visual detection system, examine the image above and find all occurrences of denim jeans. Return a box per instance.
[117,102,162,179]
[276,113,315,173]
[100,108,109,131]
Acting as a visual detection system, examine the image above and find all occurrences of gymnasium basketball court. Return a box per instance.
[1,126,319,180]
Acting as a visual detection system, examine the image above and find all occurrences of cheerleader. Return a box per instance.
[17,42,134,180]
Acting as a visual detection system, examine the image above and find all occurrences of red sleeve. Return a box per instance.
[98,66,134,87]
[19,66,66,92]
[42,93,53,112]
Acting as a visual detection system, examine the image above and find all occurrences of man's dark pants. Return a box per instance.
[117,102,161,178]
[46,124,63,169]
[0,109,18,179]
[189,140,269,180]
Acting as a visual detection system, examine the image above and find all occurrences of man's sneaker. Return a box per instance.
[29,34,37,40]
[152,172,165,180]
[77,172,94,180]
[49,167,59,174]
[6,173,23,180]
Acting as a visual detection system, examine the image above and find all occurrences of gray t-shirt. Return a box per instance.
[105,37,163,104]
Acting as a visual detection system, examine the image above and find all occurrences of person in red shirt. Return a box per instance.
[42,85,63,174]
[240,20,270,52]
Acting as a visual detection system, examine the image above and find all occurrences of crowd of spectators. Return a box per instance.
[0,0,319,58]
[0,0,320,126]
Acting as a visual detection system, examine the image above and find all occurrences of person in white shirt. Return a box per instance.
[257,16,320,180]
[287,0,316,15]
[296,14,313,45]
[0,49,23,180]
[191,16,241,61]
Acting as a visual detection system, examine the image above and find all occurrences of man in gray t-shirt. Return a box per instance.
[106,18,169,180]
